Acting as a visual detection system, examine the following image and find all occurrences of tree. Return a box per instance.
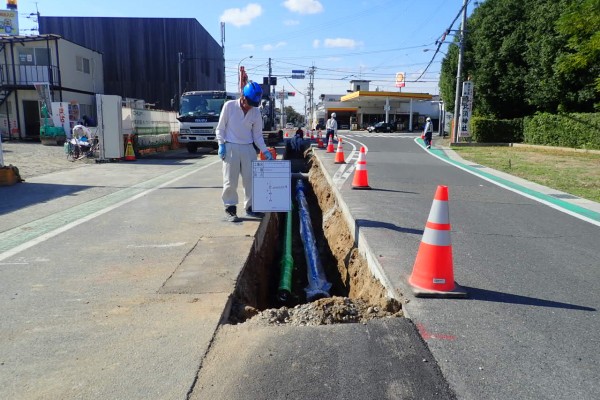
[438,0,599,118]
[464,0,531,118]
[284,106,303,126]
[439,43,460,113]
[523,0,571,113]
[555,0,600,111]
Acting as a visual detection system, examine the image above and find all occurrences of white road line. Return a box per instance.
[0,159,220,262]
[127,242,187,248]
[331,136,368,189]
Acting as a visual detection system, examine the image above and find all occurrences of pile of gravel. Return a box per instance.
[231,296,403,327]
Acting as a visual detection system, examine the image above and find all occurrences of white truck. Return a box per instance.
[177,90,237,153]
[177,89,283,153]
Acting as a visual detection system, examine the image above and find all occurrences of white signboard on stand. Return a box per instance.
[459,81,474,137]
[252,160,291,212]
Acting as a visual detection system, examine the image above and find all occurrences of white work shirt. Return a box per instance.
[216,99,268,153]
[326,118,337,133]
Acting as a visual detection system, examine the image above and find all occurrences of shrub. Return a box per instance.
[471,117,523,143]
[523,112,600,149]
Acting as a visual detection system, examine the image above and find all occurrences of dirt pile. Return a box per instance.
[234,296,402,327]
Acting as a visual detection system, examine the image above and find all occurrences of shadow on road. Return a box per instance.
[0,183,92,215]
[463,286,596,311]
[355,218,424,235]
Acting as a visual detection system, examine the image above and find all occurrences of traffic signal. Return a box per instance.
[287,92,295,97]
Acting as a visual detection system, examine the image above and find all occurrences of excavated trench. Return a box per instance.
[228,148,403,326]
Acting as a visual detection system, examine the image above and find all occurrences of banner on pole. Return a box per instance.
[395,72,405,88]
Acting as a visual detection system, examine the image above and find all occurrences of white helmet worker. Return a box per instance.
[426,117,431,121]
[331,112,336,118]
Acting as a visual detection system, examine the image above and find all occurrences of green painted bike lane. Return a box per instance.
[0,157,220,259]
[416,138,600,226]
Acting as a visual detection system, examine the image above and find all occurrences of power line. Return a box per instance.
[415,0,472,82]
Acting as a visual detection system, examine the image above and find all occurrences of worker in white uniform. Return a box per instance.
[325,112,338,144]
[216,81,273,222]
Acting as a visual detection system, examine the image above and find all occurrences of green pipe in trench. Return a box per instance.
[277,210,294,302]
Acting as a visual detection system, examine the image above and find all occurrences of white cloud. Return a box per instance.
[324,38,362,49]
[220,4,263,27]
[283,0,324,14]
[312,39,320,48]
[284,19,300,26]
[263,41,287,51]
[241,44,255,50]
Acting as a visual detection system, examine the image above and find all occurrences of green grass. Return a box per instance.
[447,144,600,203]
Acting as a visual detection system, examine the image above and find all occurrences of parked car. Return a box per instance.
[367,122,395,133]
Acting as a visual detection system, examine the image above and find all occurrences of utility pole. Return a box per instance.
[452,0,468,144]
[221,22,226,91]
[268,58,275,129]
[308,65,315,128]
[280,86,285,128]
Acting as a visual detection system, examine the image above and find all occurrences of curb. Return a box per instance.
[309,148,407,306]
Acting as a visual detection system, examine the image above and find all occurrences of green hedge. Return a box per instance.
[523,112,600,150]
[471,117,523,143]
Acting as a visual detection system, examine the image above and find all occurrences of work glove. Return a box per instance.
[263,149,274,160]
[218,143,226,160]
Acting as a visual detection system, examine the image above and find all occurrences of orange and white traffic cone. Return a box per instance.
[326,136,335,153]
[317,136,324,148]
[125,135,136,161]
[351,146,371,189]
[408,185,466,298]
[334,138,346,164]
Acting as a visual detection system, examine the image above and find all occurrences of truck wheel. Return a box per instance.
[187,143,198,153]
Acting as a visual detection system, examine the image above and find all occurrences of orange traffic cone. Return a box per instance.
[334,138,346,164]
[326,137,335,153]
[351,146,371,189]
[317,136,324,149]
[409,185,466,298]
[125,135,136,161]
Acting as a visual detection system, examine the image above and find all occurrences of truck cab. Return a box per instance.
[177,91,237,153]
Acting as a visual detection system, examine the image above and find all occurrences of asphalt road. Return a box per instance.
[2,136,599,399]
[321,131,600,400]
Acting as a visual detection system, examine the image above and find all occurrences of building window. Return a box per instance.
[18,48,50,66]
[76,56,91,74]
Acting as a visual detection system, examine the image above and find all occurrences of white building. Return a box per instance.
[0,34,104,139]
[314,80,442,132]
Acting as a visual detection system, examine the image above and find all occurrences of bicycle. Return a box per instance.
[66,125,99,162]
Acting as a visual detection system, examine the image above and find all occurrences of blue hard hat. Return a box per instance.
[243,81,263,107]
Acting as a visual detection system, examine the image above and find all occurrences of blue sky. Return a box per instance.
[15,0,473,111]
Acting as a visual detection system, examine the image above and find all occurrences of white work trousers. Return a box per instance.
[222,142,257,211]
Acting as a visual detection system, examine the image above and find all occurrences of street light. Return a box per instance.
[423,48,447,56]
[237,55,253,91]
